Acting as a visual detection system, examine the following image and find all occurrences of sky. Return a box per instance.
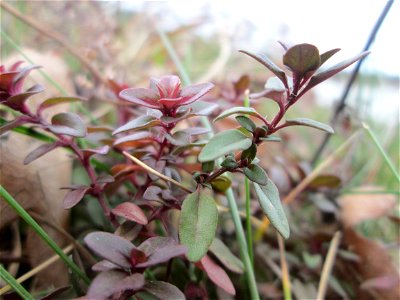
[120,0,399,77]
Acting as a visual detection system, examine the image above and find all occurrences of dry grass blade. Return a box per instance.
[278,234,292,300]
[317,231,342,300]
[0,244,74,295]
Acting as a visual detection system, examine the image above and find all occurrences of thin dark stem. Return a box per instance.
[311,0,394,165]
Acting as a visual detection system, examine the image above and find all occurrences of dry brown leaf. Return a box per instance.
[338,186,397,227]
[344,228,400,300]
[1,50,75,290]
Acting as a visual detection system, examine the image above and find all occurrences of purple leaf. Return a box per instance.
[198,255,235,295]
[143,281,185,300]
[113,273,145,295]
[7,84,45,107]
[84,231,134,269]
[0,117,27,135]
[137,237,187,268]
[113,132,153,146]
[82,145,110,159]
[180,82,214,105]
[24,142,59,165]
[239,50,289,89]
[63,187,90,209]
[150,75,181,98]
[113,115,160,135]
[176,127,210,136]
[92,260,119,272]
[86,270,127,299]
[119,87,159,109]
[319,48,341,66]
[48,112,86,137]
[283,43,321,75]
[38,96,83,113]
[189,100,219,116]
[96,174,115,184]
[112,202,148,225]
[300,51,370,97]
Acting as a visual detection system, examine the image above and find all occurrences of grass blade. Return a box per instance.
[362,122,400,183]
[0,186,90,285]
[0,265,34,299]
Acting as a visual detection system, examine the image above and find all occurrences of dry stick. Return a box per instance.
[0,244,74,295]
[122,151,264,227]
[317,231,342,300]
[0,2,108,86]
[257,130,361,235]
[277,234,292,300]
[311,0,394,165]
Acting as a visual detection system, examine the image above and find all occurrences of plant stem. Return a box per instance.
[243,90,254,265]
[277,234,292,300]
[0,185,90,285]
[0,265,34,300]
[157,26,260,300]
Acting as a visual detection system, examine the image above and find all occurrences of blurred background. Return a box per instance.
[1,1,399,299]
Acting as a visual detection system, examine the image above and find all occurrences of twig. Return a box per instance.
[277,234,292,300]
[311,0,394,164]
[123,151,193,193]
[0,244,74,295]
[317,231,342,300]
[0,2,108,86]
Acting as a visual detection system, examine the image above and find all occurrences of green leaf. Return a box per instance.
[309,174,341,188]
[113,115,160,135]
[236,115,256,132]
[283,43,320,75]
[38,97,82,112]
[179,190,218,261]
[284,118,334,134]
[302,51,370,94]
[244,163,268,185]
[220,156,239,169]
[202,161,215,173]
[214,106,258,123]
[259,136,282,143]
[210,175,232,193]
[48,112,87,137]
[239,50,288,88]
[240,143,257,162]
[253,180,290,239]
[209,238,244,274]
[199,129,252,162]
